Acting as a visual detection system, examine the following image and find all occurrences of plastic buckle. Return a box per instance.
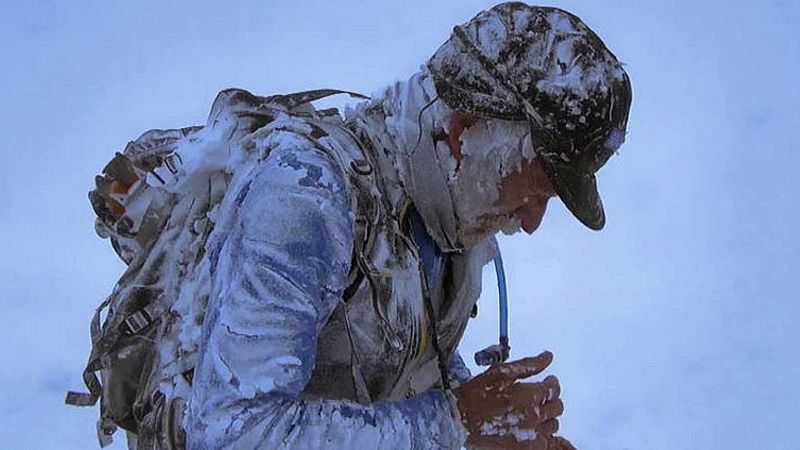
[122,309,152,335]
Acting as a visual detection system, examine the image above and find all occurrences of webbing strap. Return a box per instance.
[409,207,451,390]
[65,390,97,407]
[65,296,161,407]
[272,89,370,110]
[65,297,111,407]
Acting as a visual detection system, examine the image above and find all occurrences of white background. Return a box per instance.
[1,1,798,448]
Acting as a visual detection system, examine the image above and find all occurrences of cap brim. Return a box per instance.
[540,158,606,230]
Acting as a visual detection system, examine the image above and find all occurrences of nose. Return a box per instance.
[516,196,551,234]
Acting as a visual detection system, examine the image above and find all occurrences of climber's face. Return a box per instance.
[446,112,556,238]
[495,156,556,234]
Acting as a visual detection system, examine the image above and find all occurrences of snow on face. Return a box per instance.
[458,118,534,175]
[449,118,534,245]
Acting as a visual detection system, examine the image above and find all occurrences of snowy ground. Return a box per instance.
[1,1,798,449]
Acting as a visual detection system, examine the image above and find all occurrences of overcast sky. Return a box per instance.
[1,1,798,449]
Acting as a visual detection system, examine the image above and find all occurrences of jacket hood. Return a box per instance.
[348,69,541,251]
[347,70,467,252]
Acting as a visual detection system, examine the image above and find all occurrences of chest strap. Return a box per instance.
[409,206,451,390]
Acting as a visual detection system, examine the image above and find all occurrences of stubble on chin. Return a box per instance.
[499,216,523,236]
[457,213,521,246]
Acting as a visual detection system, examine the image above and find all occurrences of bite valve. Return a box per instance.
[474,336,510,367]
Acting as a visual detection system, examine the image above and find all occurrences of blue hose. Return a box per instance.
[493,253,508,344]
[473,247,512,366]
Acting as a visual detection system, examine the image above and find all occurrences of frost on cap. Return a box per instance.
[427,2,631,149]
[427,2,633,230]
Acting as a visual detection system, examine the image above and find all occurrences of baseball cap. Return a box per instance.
[427,2,632,230]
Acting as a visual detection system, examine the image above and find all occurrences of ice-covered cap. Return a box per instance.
[427,2,632,230]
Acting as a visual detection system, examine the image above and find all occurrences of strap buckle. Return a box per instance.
[121,307,154,335]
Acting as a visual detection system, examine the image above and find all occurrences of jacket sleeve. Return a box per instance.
[187,140,467,450]
[448,351,473,388]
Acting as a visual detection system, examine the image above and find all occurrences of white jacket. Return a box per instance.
[187,74,497,449]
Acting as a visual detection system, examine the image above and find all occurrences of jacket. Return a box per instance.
[83,75,495,449]
[185,83,498,448]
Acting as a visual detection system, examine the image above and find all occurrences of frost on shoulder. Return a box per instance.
[186,134,465,449]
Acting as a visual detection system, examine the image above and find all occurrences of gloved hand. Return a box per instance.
[453,351,576,450]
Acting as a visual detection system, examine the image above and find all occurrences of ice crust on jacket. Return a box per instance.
[185,114,468,448]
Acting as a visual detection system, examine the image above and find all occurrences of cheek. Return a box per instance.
[530,161,555,197]
[497,169,531,211]
[447,114,479,162]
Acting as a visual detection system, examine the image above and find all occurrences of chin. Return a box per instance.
[457,216,521,246]
[499,218,523,236]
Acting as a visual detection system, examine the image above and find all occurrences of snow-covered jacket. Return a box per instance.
[83,74,495,449]
[182,75,504,449]
[184,80,499,448]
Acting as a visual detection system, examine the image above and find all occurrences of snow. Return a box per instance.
[2,1,799,449]
[477,411,537,441]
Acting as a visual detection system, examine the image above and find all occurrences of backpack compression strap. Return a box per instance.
[269,89,370,110]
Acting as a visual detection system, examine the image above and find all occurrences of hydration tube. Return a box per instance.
[494,253,509,345]
[474,247,511,366]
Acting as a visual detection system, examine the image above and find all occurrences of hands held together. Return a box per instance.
[453,351,576,450]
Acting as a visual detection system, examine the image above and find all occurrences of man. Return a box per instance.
[74,3,631,449]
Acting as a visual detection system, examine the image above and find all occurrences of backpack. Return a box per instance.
[66,88,377,448]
